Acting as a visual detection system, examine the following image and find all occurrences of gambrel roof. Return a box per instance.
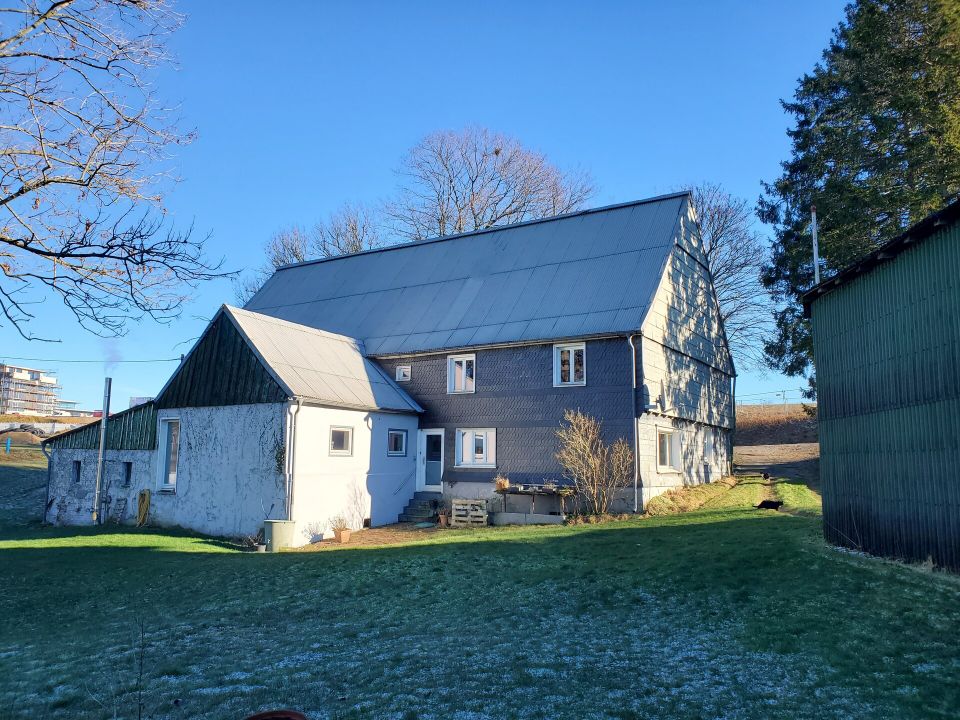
[245,192,695,356]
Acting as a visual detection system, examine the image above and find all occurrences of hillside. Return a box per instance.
[735,403,817,446]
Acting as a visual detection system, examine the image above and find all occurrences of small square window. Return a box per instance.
[395,365,411,382]
[72,460,81,483]
[447,354,476,393]
[554,343,586,386]
[330,426,353,456]
[387,429,407,456]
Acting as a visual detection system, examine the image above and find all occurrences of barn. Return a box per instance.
[803,197,960,570]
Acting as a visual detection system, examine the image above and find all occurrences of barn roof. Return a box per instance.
[802,196,960,315]
[244,192,692,355]
[221,306,422,413]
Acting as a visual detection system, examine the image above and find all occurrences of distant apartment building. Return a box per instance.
[0,364,62,415]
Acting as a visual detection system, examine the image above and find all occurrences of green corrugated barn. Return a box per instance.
[803,198,960,571]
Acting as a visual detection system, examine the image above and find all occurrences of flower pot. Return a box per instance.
[255,543,266,553]
[334,528,351,544]
[437,515,449,528]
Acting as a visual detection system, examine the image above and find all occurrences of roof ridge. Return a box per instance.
[268,191,691,273]
[225,305,363,349]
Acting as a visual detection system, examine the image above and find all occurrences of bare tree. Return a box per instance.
[556,409,633,516]
[235,203,383,304]
[0,0,224,340]
[388,127,594,240]
[691,182,772,370]
[315,202,382,257]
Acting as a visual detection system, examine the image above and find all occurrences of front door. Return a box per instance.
[417,429,444,492]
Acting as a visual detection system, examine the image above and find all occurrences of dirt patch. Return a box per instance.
[298,522,442,550]
[734,442,820,492]
[735,404,817,445]
[0,431,43,446]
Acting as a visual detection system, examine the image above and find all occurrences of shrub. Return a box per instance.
[555,409,633,515]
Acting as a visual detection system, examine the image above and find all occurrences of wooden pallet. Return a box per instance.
[450,498,488,527]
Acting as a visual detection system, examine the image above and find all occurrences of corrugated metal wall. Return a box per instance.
[47,402,158,451]
[811,219,960,570]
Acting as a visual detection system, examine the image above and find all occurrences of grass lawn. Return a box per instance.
[1,453,959,719]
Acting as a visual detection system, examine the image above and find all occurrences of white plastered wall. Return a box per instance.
[290,404,418,545]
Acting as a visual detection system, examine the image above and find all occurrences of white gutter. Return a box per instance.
[628,333,642,513]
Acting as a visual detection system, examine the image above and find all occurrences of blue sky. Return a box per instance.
[2,1,847,410]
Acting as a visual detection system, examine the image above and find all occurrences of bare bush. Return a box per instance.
[555,409,633,515]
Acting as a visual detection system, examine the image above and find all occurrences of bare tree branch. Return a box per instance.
[691,182,773,371]
[0,0,225,340]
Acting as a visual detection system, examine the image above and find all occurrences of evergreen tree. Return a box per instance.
[760,0,960,392]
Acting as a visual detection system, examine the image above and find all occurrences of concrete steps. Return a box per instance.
[398,491,442,523]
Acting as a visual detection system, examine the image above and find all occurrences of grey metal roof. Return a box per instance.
[224,306,422,413]
[245,192,690,356]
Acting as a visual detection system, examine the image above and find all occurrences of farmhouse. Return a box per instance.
[803,197,960,571]
[45,191,735,544]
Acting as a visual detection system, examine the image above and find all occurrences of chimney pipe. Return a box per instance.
[92,377,111,524]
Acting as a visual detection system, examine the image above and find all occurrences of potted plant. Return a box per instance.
[330,514,351,544]
[437,505,450,528]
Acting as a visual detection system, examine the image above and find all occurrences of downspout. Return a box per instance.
[730,376,737,476]
[628,333,643,513]
[285,398,303,521]
[41,439,52,524]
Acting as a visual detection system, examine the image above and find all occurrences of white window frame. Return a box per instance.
[657,427,681,473]
[553,342,586,387]
[387,428,407,457]
[395,365,411,383]
[159,418,180,492]
[455,428,496,468]
[447,354,476,394]
[329,426,354,457]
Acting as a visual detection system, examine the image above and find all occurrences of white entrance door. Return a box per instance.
[416,429,444,492]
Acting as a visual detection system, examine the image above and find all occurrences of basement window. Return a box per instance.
[447,354,475,394]
[553,342,586,386]
[395,365,411,383]
[657,428,680,472]
[387,429,407,456]
[330,426,353,456]
[455,428,496,468]
[72,460,81,483]
[160,419,180,490]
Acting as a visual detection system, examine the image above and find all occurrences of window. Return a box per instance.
[330,426,353,456]
[554,343,586,386]
[72,460,81,483]
[447,354,475,394]
[455,428,496,467]
[122,461,133,488]
[387,429,407,456]
[395,365,411,382]
[657,428,680,472]
[161,419,180,490]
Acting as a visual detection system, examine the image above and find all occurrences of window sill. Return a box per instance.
[387,452,407,458]
[329,452,353,458]
[157,486,177,495]
[554,381,586,388]
[656,466,681,475]
[447,390,476,395]
[455,464,496,469]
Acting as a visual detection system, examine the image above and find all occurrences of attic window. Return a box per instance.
[395,365,411,383]
[554,343,586,386]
